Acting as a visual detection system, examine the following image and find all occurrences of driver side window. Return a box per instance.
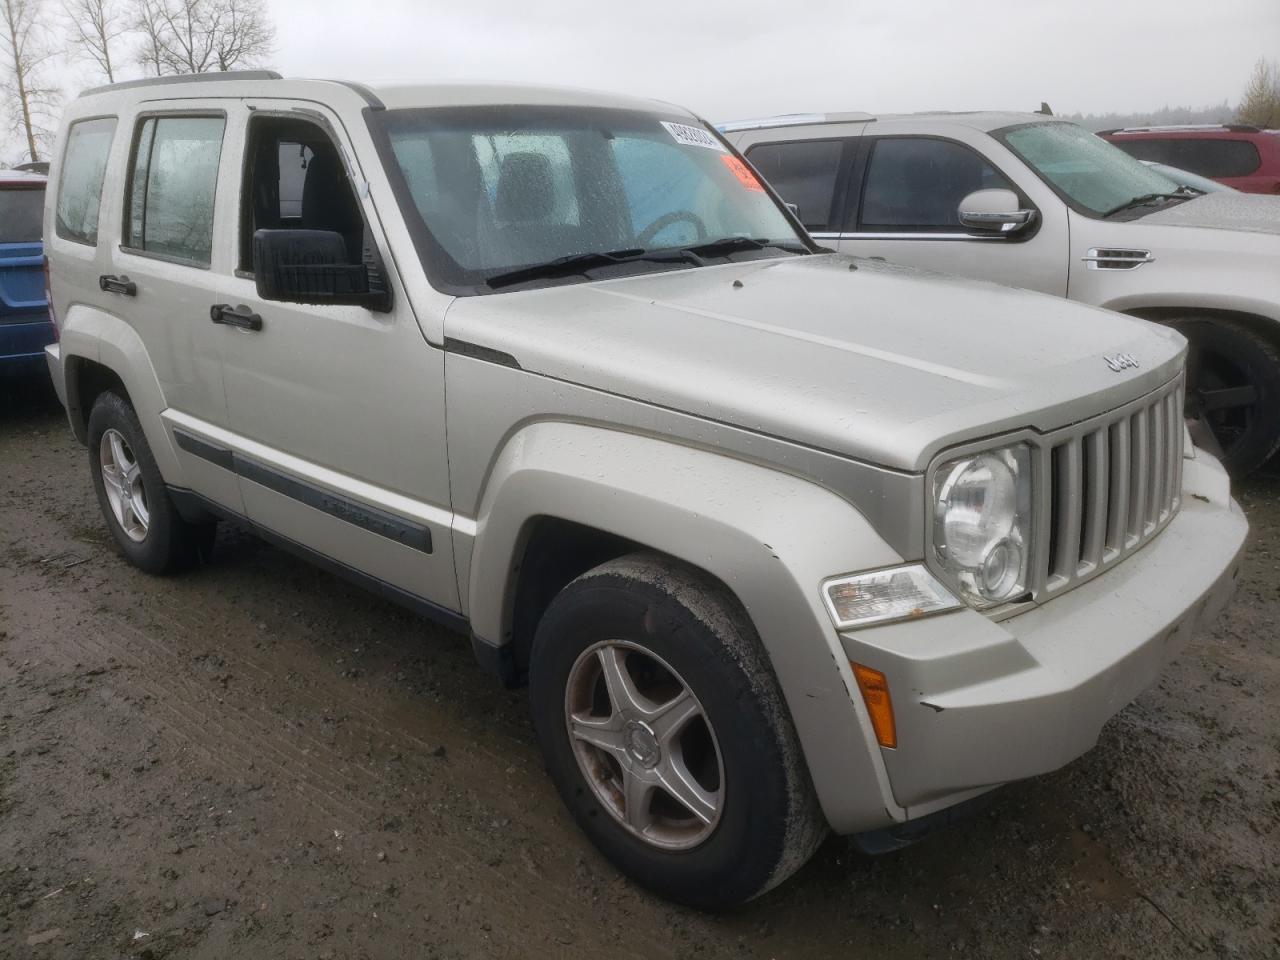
[239,115,367,274]
[857,137,1011,232]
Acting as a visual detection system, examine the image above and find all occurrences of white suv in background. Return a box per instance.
[722,112,1280,474]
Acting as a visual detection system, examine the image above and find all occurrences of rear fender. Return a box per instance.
[59,303,184,483]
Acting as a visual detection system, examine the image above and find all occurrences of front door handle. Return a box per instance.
[99,274,137,296]
[210,304,263,331]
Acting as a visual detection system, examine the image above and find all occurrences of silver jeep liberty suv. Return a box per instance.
[43,73,1246,906]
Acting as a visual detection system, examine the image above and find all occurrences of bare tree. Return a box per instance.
[132,0,272,75]
[133,0,164,75]
[0,0,61,162]
[1237,58,1280,128]
[65,0,127,82]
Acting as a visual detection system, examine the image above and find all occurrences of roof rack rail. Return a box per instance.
[80,70,283,98]
[1102,123,1262,135]
[717,111,875,133]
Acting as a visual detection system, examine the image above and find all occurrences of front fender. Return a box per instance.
[59,303,185,484]
[467,420,910,833]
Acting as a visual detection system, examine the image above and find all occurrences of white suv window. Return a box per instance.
[860,137,1011,231]
[55,117,117,245]
[745,139,844,232]
[125,115,226,265]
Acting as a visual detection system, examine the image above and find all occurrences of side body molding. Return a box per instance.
[465,421,909,832]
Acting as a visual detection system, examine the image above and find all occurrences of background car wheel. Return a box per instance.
[1172,317,1280,475]
[87,391,215,574]
[529,552,826,907]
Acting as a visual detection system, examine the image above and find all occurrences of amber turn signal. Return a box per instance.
[851,663,897,749]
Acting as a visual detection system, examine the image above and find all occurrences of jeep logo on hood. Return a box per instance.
[1105,353,1140,372]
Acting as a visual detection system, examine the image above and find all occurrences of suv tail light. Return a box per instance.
[43,255,58,341]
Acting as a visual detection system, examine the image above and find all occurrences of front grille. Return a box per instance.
[1034,375,1184,598]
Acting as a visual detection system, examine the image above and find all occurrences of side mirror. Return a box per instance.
[785,201,801,220]
[252,229,391,311]
[957,189,1037,234]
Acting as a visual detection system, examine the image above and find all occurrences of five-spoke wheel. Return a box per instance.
[565,641,723,850]
[530,552,826,908]
[99,427,151,542]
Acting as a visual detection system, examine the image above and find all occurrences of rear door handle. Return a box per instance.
[210,304,263,331]
[99,274,137,296]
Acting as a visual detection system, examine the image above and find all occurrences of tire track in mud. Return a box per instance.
[4,549,678,960]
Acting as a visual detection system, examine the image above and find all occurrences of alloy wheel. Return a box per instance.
[99,428,150,543]
[564,640,724,850]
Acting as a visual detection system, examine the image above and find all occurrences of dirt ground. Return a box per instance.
[1,377,1277,960]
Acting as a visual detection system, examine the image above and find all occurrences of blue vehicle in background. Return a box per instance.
[0,169,51,377]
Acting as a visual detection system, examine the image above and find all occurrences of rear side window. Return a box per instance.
[56,117,117,245]
[859,137,1012,231]
[745,140,844,232]
[0,187,45,242]
[126,115,226,265]
[1113,137,1261,178]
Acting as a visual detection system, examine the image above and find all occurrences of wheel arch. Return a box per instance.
[57,304,183,482]
[1120,304,1280,349]
[466,419,910,833]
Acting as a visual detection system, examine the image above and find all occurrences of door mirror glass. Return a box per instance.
[957,188,1037,234]
[252,229,391,310]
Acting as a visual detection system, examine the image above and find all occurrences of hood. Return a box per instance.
[1142,192,1280,235]
[445,254,1184,472]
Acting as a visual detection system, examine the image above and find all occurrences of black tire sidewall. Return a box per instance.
[529,570,800,908]
[1179,319,1280,474]
[87,392,184,574]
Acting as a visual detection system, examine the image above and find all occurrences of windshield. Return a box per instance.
[370,105,806,294]
[0,186,45,243]
[997,122,1184,218]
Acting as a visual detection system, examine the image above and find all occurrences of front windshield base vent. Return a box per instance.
[1082,248,1155,270]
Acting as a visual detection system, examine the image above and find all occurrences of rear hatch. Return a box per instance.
[0,181,51,355]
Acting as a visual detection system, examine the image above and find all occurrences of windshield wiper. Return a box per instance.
[678,236,810,259]
[1102,192,1192,218]
[485,248,692,289]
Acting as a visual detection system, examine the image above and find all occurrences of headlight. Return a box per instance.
[932,444,1033,608]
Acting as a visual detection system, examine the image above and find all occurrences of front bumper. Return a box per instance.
[841,455,1247,819]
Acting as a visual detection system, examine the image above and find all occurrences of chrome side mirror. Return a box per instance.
[957,188,1037,234]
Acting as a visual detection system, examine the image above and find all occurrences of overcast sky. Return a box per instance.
[4,0,1278,162]
[270,0,1278,120]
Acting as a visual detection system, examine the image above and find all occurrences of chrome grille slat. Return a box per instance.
[1106,420,1130,561]
[1130,409,1150,540]
[1081,430,1108,573]
[1034,375,1183,602]
[1050,438,1082,587]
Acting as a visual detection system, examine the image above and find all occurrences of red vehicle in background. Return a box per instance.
[1100,124,1280,194]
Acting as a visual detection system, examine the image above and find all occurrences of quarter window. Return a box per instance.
[859,137,1012,231]
[745,139,844,232]
[56,117,117,245]
[126,116,226,264]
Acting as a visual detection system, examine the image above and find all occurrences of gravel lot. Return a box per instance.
[2,378,1277,959]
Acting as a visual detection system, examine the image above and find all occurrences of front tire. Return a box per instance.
[87,391,215,574]
[528,552,826,907]
[1173,317,1280,475]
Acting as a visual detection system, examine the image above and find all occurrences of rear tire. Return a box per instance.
[87,391,215,574]
[1172,317,1280,475]
[528,552,826,907]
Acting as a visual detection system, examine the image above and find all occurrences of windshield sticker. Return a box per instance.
[661,121,726,152]
[720,154,765,192]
